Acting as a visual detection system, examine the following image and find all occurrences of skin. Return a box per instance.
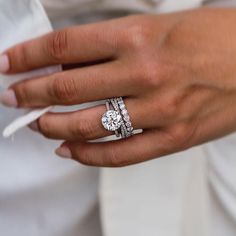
[1,8,236,167]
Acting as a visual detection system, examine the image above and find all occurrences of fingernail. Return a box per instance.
[0,54,10,73]
[55,146,72,159]
[29,121,39,132]
[0,89,18,107]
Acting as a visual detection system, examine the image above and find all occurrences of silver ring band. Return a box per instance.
[116,97,134,137]
[109,98,128,138]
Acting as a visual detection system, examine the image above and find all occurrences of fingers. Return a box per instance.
[4,21,119,73]
[7,61,135,108]
[55,128,183,167]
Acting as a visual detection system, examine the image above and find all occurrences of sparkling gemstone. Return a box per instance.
[119,104,125,110]
[126,122,132,127]
[121,109,128,115]
[124,115,130,122]
[102,110,122,131]
[127,127,134,132]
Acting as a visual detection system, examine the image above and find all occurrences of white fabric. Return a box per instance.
[0,0,60,137]
[41,0,203,20]
[197,1,236,236]
[205,134,236,236]
[204,0,236,6]
[0,1,101,236]
[100,148,209,236]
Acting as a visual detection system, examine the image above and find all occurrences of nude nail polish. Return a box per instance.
[0,89,18,107]
[0,54,10,73]
[55,146,72,159]
[29,121,39,132]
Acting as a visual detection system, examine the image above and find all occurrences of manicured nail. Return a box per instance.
[55,146,72,159]
[0,89,18,107]
[29,121,39,132]
[0,54,10,73]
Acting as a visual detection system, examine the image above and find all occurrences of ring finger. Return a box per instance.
[30,97,167,141]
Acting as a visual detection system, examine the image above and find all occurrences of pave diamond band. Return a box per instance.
[116,97,134,137]
[101,97,134,139]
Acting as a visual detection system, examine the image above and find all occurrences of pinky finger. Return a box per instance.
[55,128,185,167]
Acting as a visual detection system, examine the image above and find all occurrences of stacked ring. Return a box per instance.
[101,97,134,139]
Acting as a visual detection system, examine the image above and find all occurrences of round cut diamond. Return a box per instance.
[102,110,122,131]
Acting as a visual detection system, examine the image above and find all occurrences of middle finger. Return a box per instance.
[8,61,136,108]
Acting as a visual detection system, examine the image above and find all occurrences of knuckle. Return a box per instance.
[122,20,151,51]
[163,127,186,150]
[160,20,183,50]
[130,54,173,89]
[106,148,126,167]
[50,74,78,103]
[165,123,197,151]
[45,30,70,61]
[157,99,179,120]
[13,83,30,106]
[71,117,95,140]
[128,59,161,90]
[15,43,32,70]
[138,61,162,88]
[38,116,52,138]
[76,146,94,166]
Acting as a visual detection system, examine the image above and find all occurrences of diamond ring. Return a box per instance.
[101,98,134,138]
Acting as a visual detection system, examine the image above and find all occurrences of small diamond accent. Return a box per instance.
[121,109,128,115]
[127,127,134,132]
[119,104,125,109]
[102,110,122,131]
[126,122,132,127]
[124,115,130,122]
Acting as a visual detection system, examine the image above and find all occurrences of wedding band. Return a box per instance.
[109,98,128,138]
[116,97,134,137]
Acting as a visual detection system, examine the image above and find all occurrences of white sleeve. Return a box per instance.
[203,0,236,7]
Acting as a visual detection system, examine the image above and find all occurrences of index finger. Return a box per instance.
[2,21,119,74]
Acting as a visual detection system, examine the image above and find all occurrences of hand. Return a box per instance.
[1,9,236,167]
